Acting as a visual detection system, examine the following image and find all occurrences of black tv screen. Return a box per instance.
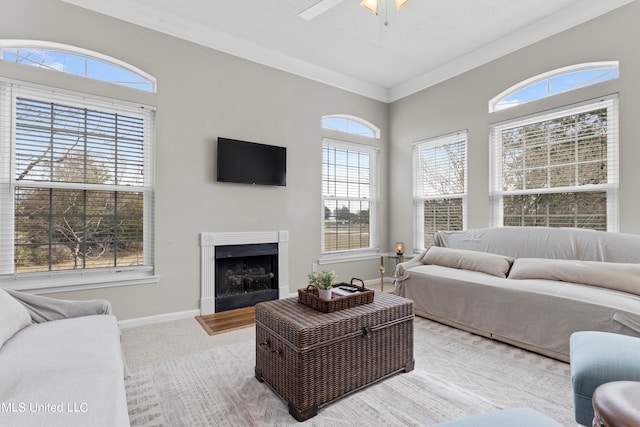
[217,137,286,186]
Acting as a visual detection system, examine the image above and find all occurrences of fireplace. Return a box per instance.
[215,243,278,312]
[200,231,289,315]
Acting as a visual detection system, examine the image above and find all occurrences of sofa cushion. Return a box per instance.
[509,258,640,296]
[399,263,640,359]
[0,315,129,427]
[0,289,32,349]
[422,246,514,278]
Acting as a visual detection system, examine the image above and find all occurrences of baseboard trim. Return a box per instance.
[364,277,395,285]
[118,279,395,328]
[118,309,200,329]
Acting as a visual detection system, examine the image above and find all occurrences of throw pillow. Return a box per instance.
[422,246,514,278]
[508,258,640,296]
[0,289,32,349]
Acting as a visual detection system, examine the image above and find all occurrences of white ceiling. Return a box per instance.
[61,0,635,102]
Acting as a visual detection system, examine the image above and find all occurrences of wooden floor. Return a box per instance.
[195,306,255,336]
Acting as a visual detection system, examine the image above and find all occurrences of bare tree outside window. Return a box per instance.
[492,98,617,231]
[12,97,147,273]
[501,109,608,229]
[414,132,467,249]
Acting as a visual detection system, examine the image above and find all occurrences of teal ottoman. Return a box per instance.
[570,331,640,426]
[432,408,562,426]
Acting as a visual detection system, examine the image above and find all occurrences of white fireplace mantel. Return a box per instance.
[200,230,289,315]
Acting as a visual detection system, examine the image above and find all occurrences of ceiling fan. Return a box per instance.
[360,0,409,14]
[298,0,409,21]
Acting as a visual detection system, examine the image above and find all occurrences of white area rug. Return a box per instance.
[123,317,574,426]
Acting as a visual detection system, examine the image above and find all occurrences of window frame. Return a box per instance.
[0,80,158,293]
[413,131,468,251]
[489,95,619,231]
[320,138,380,263]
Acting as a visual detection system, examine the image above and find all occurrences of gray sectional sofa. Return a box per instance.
[0,290,129,427]
[394,227,640,361]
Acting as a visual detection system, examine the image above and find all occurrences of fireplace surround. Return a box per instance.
[200,230,289,315]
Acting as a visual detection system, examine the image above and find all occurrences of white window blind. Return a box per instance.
[413,131,467,249]
[322,138,379,255]
[490,95,618,231]
[0,81,156,289]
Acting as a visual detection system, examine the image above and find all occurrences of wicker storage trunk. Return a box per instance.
[255,292,414,421]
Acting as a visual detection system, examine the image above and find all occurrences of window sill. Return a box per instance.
[0,269,160,294]
[318,251,381,264]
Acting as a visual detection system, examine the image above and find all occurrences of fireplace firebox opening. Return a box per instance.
[214,243,279,313]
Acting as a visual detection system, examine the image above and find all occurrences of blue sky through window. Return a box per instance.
[2,48,154,92]
[322,116,379,138]
[493,64,618,112]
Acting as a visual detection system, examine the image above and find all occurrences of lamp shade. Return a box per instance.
[395,0,409,9]
[360,0,378,14]
[394,242,405,255]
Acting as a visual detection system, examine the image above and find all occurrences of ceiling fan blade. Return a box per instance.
[298,0,347,21]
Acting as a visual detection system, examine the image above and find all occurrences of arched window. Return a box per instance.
[322,114,380,139]
[320,114,380,261]
[489,62,618,112]
[0,40,156,92]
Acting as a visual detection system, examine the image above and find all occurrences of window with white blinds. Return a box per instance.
[490,95,618,231]
[413,131,467,249]
[322,139,379,256]
[0,82,156,289]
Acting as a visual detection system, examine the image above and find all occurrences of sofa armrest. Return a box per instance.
[6,289,112,323]
[395,250,426,278]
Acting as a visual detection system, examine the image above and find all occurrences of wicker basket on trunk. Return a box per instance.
[298,278,374,313]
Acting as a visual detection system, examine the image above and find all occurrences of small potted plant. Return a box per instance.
[307,270,336,300]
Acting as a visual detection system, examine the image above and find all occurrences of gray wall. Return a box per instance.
[1,0,389,320]
[389,0,640,250]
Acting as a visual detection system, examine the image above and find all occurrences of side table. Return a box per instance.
[592,381,640,427]
[379,252,408,292]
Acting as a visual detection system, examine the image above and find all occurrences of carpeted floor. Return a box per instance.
[121,316,575,426]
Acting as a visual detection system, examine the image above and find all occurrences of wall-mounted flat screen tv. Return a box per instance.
[217,137,287,186]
